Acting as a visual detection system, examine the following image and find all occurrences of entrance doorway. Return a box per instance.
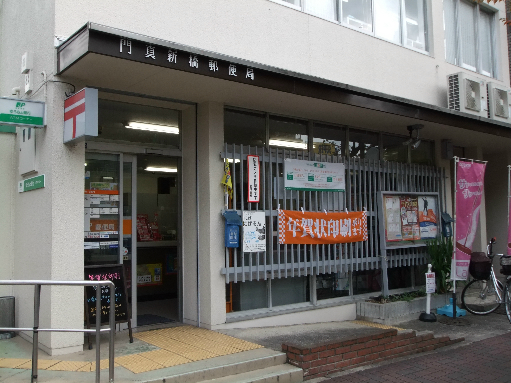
[84,152,181,328]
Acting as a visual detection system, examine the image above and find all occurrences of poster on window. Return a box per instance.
[400,196,420,241]
[418,196,438,239]
[384,195,402,241]
[137,263,162,286]
[284,158,345,192]
[247,155,260,203]
[243,211,266,252]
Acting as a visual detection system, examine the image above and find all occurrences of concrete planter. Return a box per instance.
[357,294,451,324]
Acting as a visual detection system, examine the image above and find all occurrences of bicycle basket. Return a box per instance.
[469,252,491,280]
[500,255,511,275]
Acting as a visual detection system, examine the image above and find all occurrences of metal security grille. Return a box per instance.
[221,144,444,283]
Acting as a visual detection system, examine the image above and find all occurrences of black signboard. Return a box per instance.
[84,264,132,348]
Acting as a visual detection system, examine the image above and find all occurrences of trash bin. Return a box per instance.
[0,296,15,339]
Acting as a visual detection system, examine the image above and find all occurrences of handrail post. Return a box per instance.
[109,281,115,382]
[96,284,101,383]
[31,284,41,383]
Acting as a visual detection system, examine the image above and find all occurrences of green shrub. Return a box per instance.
[426,237,453,294]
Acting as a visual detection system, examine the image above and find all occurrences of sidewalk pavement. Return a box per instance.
[0,309,510,383]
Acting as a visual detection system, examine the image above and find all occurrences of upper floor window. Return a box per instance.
[272,0,429,53]
[444,0,497,77]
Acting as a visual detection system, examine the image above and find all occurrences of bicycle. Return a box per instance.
[460,237,511,322]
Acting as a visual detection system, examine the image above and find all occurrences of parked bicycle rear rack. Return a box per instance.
[0,280,115,383]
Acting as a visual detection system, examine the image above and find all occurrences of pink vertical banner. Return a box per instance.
[453,160,486,280]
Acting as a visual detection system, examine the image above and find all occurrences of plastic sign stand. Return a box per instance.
[419,265,437,322]
[437,297,466,317]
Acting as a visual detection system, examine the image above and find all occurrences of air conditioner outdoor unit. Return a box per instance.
[447,72,487,117]
[487,82,511,122]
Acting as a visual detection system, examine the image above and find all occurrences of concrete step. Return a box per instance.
[198,364,303,383]
[143,348,294,383]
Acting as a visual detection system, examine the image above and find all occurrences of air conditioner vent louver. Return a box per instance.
[487,82,511,122]
[494,88,508,118]
[448,75,460,111]
[447,73,487,118]
[465,79,480,111]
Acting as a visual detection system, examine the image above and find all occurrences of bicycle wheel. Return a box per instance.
[505,280,511,323]
[461,278,503,315]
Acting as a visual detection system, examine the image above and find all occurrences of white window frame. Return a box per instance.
[445,0,498,78]
[269,0,430,54]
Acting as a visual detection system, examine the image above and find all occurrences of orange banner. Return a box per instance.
[278,210,368,245]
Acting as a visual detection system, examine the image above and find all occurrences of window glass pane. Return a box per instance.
[388,266,413,289]
[97,99,180,149]
[84,153,120,266]
[281,0,300,5]
[233,280,268,311]
[313,123,345,157]
[269,115,308,150]
[271,276,309,307]
[348,129,379,159]
[374,0,401,44]
[304,0,337,21]
[459,1,477,70]
[317,272,350,300]
[404,0,427,51]
[443,0,457,64]
[353,270,382,295]
[382,134,408,163]
[479,10,493,76]
[341,0,373,33]
[224,109,266,147]
[410,140,434,165]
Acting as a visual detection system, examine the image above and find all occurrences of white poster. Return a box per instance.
[242,211,266,252]
[384,195,402,241]
[284,158,345,192]
[247,155,260,203]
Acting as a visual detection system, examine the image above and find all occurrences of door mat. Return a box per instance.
[137,314,175,326]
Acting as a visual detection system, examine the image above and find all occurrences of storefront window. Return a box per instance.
[348,128,379,159]
[388,266,413,290]
[313,123,345,157]
[271,276,309,307]
[97,99,181,148]
[353,269,382,295]
[224,109,266,147]
[382,134,408,163]
[269,115,308,150]
[411,140,434,165]
[316,272,350,300]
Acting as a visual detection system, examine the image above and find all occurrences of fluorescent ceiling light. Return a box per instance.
[145,166,178,173]
[102,176,114,180]
[226,159,241,163]
[405,18,418,26]
[125,122,179,134]
[269,139,307,149]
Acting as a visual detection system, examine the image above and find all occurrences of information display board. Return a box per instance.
[379,192,440,249]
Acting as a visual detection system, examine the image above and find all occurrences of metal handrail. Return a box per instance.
[0,280,115,383]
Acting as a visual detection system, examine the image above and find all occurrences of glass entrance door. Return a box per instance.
[85,152,180,328]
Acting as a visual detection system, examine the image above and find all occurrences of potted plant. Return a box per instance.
[426,237,453,294]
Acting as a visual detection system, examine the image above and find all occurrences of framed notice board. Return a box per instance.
[84,264,133,348]
[378,191,440,250]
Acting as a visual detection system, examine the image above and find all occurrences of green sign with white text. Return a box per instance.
[0,97,45,128]
[19,174,45,192]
